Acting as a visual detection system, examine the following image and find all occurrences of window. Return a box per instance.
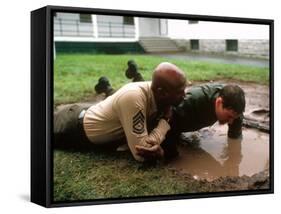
[190,40,199,50]
[123,16,134,25]
[79,14,92,23]
[188,20,199,24]
[226,40,238,51]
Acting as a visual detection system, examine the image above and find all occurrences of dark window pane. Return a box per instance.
[123,16,134,25]
[190,39,199,50]
[79,14,92,23]
[226,40,238,51]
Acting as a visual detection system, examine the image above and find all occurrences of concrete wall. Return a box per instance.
[175,39,269,59]
[199,40,226,53]
[173,39,189,51]
[239,40,269,58]
[138,18,160,37]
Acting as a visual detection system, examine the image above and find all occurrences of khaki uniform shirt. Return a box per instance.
[83,81,171,161]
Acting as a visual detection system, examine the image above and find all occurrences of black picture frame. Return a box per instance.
[31,5,274,208]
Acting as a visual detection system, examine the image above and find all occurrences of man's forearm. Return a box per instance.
[228,115,243,138]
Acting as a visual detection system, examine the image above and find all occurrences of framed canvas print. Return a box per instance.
[31,5,274,207]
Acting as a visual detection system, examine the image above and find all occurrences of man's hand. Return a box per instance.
[135,143,164,160]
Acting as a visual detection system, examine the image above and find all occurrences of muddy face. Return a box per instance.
[168,124,269,181]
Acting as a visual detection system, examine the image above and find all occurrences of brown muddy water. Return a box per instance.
[168,124,269,181]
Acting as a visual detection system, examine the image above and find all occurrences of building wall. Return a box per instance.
[54,13,170,40]
[55,41,145,54]
[168,20,269,40]
[177,39,269,59]
[159,19,168,36]
[54,13,136,39]
[97,15,135,38]
[239,40,269,58]
[138,18,160,37]
[199,40,226,53]
[173,39,189,51]
[54,13,93,37]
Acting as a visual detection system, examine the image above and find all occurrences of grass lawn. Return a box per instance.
[53,149,210,202]
[54,54,269,105]
[53,53,269,202]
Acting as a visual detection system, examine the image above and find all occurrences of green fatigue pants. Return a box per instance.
[53,103,126,151]
[54,104,92,150]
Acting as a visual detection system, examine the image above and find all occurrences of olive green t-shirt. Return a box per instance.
[173,83,243,138]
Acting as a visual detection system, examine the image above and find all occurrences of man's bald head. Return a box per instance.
[152,62,186,91]
[151,62,187,107]
[152,62,186,90]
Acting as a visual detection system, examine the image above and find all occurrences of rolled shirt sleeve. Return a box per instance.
[114,91,171,161]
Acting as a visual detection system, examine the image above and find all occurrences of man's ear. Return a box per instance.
[216,97,223,107]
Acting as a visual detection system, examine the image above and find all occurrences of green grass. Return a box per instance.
[54,149,208,201]
[54,54,269,105]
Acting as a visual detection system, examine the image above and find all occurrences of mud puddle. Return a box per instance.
[168,124,269,181]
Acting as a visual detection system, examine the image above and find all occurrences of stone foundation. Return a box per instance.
[173,39,269,59]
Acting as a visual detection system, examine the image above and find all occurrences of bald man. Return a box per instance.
[54,62,186,162]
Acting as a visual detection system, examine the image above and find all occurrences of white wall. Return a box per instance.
[138,17,160,37]
[97,15,135,38]
[0,0,280,214]
[160,19,168,36]
[54,13,136,39]
[54,12,93,37]
[168,20,269,39]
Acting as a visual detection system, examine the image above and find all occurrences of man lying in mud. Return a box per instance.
[54,62,186,162]
[136,83,246,160]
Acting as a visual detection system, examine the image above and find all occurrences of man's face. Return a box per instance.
[215,97,239,125]
[164,84,186,106]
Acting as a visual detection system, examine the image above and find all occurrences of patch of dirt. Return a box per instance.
[168,167,269,191]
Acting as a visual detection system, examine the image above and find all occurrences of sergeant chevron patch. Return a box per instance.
[132,110,145,134]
